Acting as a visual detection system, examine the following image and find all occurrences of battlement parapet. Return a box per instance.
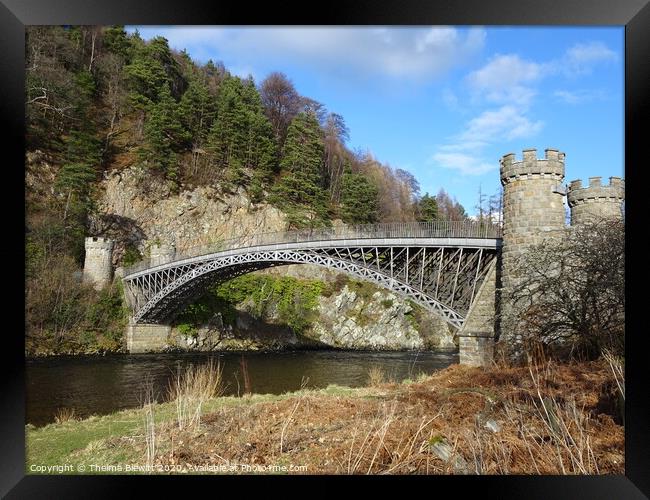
[84,236,114,251]
[500,148,565,185]
[567,176,625,207]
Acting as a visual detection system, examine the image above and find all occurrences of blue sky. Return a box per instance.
[127,26,623,216]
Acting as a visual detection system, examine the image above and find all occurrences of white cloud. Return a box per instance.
[459,105,544,143]
[130,26,486,82]
[554,89,608,104]
[431,151,496,176]
[464,42,618,105]
[431,106,543,176]
[427,39,617,179]
[467,54,543,89]
[466,54,544,105]
[562,41,617,76]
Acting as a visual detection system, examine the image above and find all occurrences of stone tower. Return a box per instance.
[150,242,176,266]
[499,148,566,355]
[83,237,114,290]
[567,176,625,224]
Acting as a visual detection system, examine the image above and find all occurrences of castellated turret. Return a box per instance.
[500,148,566,253]
[498,148,566,354]
[83,237,114,290]
[150,242,176,266]
[567,176,624,224]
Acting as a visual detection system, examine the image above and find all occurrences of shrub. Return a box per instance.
[168,359,224,430]
[121,245,143,267]
[502,218,624,361]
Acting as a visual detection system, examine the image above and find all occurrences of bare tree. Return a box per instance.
[323,112,349,203]
[475,184,486,223]
[488,188,503,226]
[502,218,624,360]
[259,72,301,148]
[436,189,468,221]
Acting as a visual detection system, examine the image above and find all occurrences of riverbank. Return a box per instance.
[26,358,624,474]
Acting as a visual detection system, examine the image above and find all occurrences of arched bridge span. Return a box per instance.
[122,222,502,329]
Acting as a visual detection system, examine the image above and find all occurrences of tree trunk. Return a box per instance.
[88,30,97,72]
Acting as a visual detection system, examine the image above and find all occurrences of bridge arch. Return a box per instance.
[125,249,471,327]
[123,224,501,331]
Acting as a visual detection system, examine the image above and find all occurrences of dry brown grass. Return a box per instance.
[53,407,77,424]
[367,366,385,388]
[167,359,224,431]
[140,376,157,470]
[602,349,625,401]
[123,359,623,475]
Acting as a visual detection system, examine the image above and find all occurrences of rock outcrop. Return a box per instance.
[98,165,286,260]
[312,285,455,350]
[312,286,423,349]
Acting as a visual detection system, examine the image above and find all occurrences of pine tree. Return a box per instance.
[179,77,216,179]
[240,78,276,186]
[340,171,379,224]
[102,25,131,61]
[270,111,330,229]
[145,36,187,98]
[206,76,250,187]
[139,84,188,180]
[205,75,276,191]
[54,130,102,256]
[124,54,169,109]
[179,78,215,145]
[417,193,439,222]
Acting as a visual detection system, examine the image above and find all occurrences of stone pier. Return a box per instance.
[126,323,171,353]
[457,260,497,366]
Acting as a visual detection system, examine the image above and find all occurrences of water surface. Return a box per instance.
[26,349,458,426]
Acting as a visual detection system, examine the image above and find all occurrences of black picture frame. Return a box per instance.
[2,0,648,497]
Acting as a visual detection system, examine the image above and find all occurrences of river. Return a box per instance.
[26,349,458,427]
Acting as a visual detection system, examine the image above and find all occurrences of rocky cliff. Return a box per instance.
[97,165,286,263]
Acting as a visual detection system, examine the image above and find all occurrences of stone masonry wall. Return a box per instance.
[457,260,497,366]
[567,176,624,224]
[127,323,171,353]
[83,237,114,290]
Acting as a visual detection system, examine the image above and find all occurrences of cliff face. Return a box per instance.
[100,166,457,351]
[313,286,433,350]
[98,166,286,262]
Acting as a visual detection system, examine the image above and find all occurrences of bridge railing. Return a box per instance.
[123,220,502,276]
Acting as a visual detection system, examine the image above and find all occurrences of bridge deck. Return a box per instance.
[124,236,501,279]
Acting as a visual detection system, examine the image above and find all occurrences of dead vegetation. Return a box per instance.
[123,358,623,474]
[53,407,78,424]
[167,358,224,431]
[366,366,385,387]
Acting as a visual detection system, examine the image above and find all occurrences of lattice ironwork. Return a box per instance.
[123,230,501,329]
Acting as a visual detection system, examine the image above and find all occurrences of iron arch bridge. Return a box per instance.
[122,221,502,329]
